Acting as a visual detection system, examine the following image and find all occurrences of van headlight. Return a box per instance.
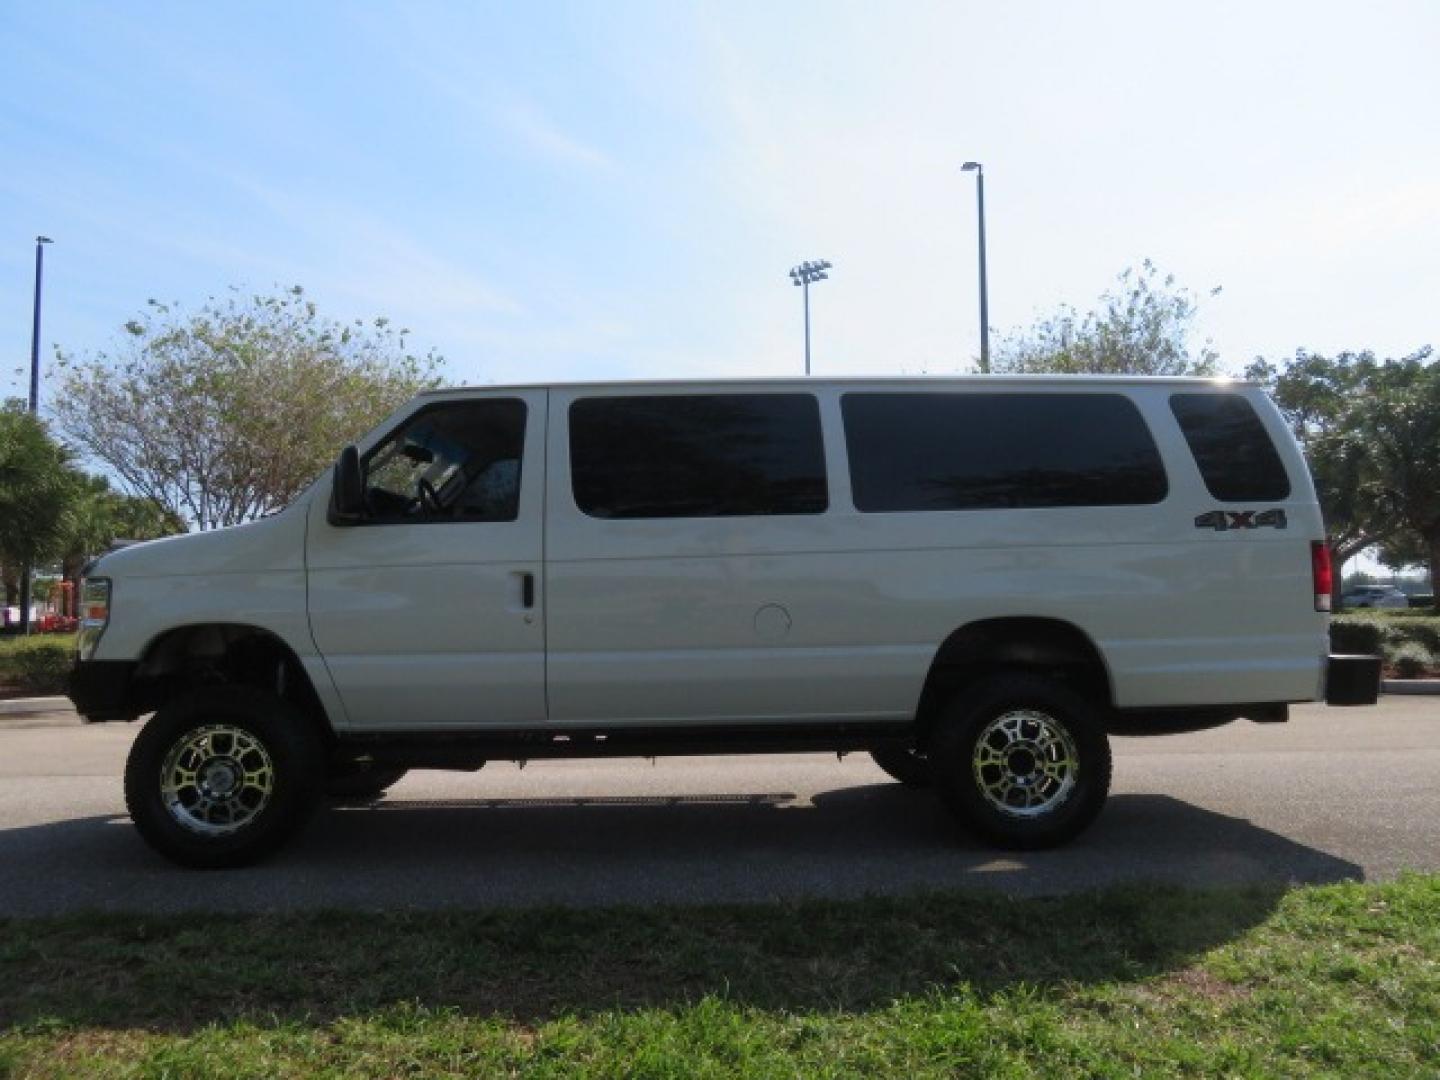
[77,578,111,661]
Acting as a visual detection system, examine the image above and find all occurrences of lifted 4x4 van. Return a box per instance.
[69,377,1371,867]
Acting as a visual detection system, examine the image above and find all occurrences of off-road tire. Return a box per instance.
[124,686,326,869]
[930,673,1111,849]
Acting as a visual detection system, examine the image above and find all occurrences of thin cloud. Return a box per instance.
[493,99,616,175]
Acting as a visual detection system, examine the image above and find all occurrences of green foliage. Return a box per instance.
[1248,347,1440,608]
[1246,349,1390,568]
[1389,642,1436,678]
[1373,531,1429,572]
[58,474,183,577]
[1356,349,1440,606]
[1329,613,1440,667]
[0,406,78,569]
[54,286,444,530]
[992,260,1220,375]
[0,637,74,693]
[1329,617,1384,656]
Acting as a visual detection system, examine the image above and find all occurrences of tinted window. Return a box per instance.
[842,392,1167,512]
[570,394,827,518]
[1170,394,1290,501]
[363,399,526,522]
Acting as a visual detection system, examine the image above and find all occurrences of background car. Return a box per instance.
[1341,585,1410,609]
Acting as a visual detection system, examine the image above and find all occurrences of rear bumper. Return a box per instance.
[67,660,138,722]
[1325,654,1381,706]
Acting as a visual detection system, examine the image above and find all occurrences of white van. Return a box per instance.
[69,377,1369,867]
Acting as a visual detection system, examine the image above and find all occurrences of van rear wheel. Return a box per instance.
[930,674,1111,849]
[124,687,325,868]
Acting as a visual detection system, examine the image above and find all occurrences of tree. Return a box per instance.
[1356,350,1440,610]
[1245,350,1390,605]
[57,475,185,587]
[0,405,79,620]
[1247,347,1438,608]
[54,287,443,530]
[1374,531,1429,577]
[992,260,1220,376]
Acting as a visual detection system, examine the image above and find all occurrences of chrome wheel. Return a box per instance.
[971,708,1079,818]
[159,724,275,836]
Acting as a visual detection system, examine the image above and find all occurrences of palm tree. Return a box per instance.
[0,407,77,615]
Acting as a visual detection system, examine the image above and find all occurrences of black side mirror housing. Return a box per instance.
[329,445,364,525]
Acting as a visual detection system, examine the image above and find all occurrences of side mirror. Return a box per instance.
[329,445,364,525]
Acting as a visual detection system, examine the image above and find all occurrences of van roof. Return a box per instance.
[418,374,1257,396]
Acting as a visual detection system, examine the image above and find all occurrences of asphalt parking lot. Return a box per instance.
[0,698,1435,916]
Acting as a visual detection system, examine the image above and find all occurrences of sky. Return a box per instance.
[2,0,1438,401]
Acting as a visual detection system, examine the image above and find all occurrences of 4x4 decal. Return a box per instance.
[1194,509,1287,531]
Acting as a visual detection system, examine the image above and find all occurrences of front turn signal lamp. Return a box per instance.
[77,578,111,661]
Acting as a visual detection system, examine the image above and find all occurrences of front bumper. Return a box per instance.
[1325,653,1382,706]
[68,660,139,722]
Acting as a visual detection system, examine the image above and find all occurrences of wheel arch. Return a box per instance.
[912,616,1114,744]
[129,622,336,743]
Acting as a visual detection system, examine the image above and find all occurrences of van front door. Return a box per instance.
[306,392,546,731]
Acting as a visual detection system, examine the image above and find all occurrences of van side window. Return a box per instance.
[363,399,527,523]
[842,392,1167,513]
[1169,394,1291,502]
[570,394,828,519]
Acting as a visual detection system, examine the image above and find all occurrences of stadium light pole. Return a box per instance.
[961,162,990,373]
[18,236,53,637]
[788,259,831,375]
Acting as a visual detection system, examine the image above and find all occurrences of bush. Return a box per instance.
[1389,643,1436,679]
[1330,617,1385,655]
[1392,617,1440,653]
[5,640,73,694]
[1330,614,1440,675]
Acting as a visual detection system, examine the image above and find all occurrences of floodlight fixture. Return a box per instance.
[787,258,833,374]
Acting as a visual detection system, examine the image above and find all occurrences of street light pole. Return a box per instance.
[961,162,989,373]
[29,237,52,413]
[17,237,53,637]
[788,259,831,376]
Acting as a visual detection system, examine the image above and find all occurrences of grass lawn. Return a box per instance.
[1,875,1437,1077]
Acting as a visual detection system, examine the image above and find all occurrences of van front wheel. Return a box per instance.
[931,674,1111,849]
[124,688,325,868]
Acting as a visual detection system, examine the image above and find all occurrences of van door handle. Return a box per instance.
[521,571,535,609]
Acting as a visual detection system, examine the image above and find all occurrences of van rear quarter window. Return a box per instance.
[841,392,1168,512]
[570,393,828,519]
[1169,393,1291,502]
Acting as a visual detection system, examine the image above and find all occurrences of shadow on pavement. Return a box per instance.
[1,786,1362,914]
[0,788,1367,1031]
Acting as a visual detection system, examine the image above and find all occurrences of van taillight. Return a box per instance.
[1312,542,1333,612]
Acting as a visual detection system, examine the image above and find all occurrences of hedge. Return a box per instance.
[0,638,74,694]
[1330,613,1440,666]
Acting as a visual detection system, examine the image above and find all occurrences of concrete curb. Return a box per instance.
[1382,680,1440,696]
[0,696,72,716]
